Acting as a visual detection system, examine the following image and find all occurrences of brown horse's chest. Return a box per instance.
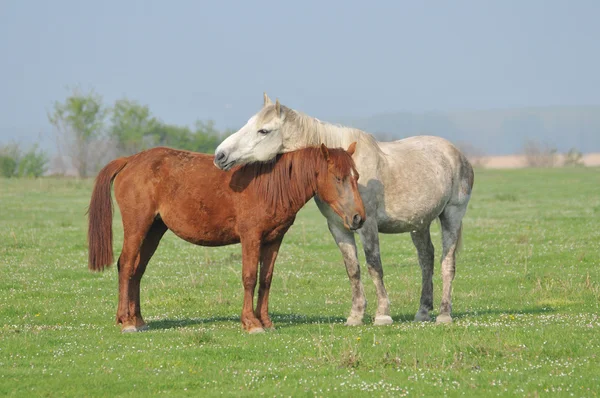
[238,205,297,243]
[262,216,296,242]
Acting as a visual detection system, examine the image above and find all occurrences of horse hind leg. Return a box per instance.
[125,220,167,332]
[116,216,162,332]
[436,204,467,324]
[411,227,435,322]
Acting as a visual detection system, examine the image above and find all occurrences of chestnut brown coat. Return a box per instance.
[88,144,364,333]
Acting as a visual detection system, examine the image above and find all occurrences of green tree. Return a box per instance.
[110,99,158,156]
[146,120,230,154]
[48,88,108,177]
[191,120,226,153]
[0,143,48,178]
[17,144,49,177]
[0,155,17,178]
[147,123,194,149]
[0,143,20,178]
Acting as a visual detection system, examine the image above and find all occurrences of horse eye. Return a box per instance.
[258,129,269,135]
[335,176,342,182]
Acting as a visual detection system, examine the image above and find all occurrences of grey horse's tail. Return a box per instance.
[455,150,473,258]
[456,222,463,256]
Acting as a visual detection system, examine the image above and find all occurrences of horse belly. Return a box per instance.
[376,218,417,234]
[159,201,240,247]
[374,157,452,233]
[375,195,447,233]
[170,227,240,247]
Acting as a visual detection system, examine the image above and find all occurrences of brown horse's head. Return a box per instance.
[317,142,365,230]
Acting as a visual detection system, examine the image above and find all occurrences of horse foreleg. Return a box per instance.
[328,222,366,326]
[240,237,263,333]
[358,220,392,325]
[411,227,435,322]
[254,238,283,329]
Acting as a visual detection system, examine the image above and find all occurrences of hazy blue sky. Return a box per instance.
[1,0,599,148]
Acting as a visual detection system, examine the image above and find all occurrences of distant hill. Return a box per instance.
[343,106,600,155]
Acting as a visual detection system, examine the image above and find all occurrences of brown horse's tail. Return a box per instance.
[87,157,129,272]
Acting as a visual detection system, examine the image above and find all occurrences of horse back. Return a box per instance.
[112,147,240,245]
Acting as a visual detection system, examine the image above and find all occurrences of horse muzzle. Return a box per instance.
[348,213,364,230]
[214,150,235,170]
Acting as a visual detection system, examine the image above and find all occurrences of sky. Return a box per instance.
[1,0,599,150]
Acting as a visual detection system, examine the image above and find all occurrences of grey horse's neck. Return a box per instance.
[285,108,382,154]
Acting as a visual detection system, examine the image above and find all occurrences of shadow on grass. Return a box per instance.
[148,314,348,331]
[450,306,556,319]
[149,316,239,330]
[391,305,556,323]
[148,306,557,330]
[270,313,347,328]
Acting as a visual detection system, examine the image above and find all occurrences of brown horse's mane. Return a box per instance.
[236,147,355,211]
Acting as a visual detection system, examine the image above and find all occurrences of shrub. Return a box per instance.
[0,143,49,178]
[563,148,584,167]
[523,140,557,167]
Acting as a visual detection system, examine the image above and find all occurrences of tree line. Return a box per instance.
[0,88,231,178]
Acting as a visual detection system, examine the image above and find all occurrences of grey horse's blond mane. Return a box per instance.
[281,106,384,154]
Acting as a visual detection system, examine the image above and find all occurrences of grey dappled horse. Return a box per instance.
[214,94,474,325]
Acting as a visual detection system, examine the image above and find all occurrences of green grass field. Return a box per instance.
[1,167,599,397]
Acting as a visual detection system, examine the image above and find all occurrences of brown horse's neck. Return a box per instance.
[239,147,325,214]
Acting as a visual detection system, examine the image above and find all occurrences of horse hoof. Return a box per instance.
[121,325,138,333]
[248,327,265,334]
[414,312,432,322]
[436,314,453,324]
[345,317,363,326]
[374,315,393,326]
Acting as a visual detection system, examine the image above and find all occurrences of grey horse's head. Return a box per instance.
[214,93,298,170]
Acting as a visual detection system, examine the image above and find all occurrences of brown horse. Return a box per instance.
[88,144,365,333]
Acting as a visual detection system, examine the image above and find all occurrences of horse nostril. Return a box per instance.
[216,151,226,162]
[353,214,362,226]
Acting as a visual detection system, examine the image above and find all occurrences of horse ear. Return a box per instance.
[275,98,281,116]
[320,144,331,162]
[347,142,357,156]
[263,92,272,107]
